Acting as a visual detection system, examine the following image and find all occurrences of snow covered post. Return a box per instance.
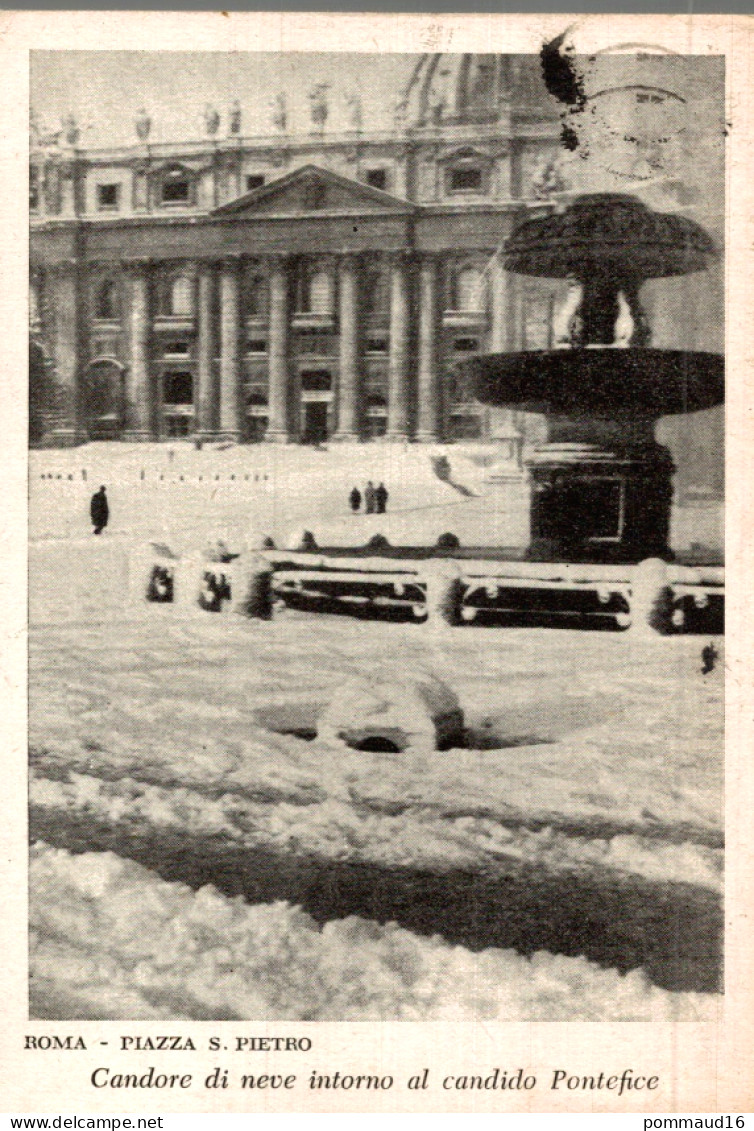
[286,529,318,552]
[630,558,675,635]
[423,560,464,627]
[233,552,274,619]
[173,550,207,612]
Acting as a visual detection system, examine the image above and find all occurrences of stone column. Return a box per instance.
[219,257,242,441]
[490,250,511,352]
[266,255,290,442]
[511,273,526,351]
[489,250,523,445]
[334,254,360,440]
[48,261,82,446]
[124,260,153,440]
[387,253,411,440]
[29,271,41,333]
[196,262,217,437]
[416,254,440,442]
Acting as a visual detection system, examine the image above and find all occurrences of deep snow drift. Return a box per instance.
[30,843,717,1022]
[28,443,724,1020]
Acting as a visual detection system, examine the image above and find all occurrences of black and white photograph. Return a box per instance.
[27,32,726,1030]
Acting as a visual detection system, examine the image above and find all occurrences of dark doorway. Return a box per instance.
[163,371,193,406]
[84,360,124,440]
[162,371,194,438]
[302,402,328,445]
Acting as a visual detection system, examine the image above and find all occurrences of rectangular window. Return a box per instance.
[366,337,388,354]
[97,183,120,210]
[246,174,265,191]
[162,178,190,204]
[365,169,387,191]
[449,168,483,192]
[454,337,479,353]
[246,339,267,354]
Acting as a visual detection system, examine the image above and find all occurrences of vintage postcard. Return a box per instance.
[1,9,752,1115]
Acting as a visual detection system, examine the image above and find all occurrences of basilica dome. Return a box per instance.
[400,54,555,127]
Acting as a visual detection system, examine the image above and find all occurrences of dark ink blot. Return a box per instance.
[541,30,586,110]
[560,123,580,152]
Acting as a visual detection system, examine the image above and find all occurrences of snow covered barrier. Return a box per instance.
[318,668,464,754]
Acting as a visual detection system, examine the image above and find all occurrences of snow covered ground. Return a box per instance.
[28,443,724,1020]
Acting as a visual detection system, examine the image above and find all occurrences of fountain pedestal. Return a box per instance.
[526,440,674,563]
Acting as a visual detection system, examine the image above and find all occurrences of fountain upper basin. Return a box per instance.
[467,348,724,418]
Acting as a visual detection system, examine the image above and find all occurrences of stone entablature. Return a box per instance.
[30,125,561,222]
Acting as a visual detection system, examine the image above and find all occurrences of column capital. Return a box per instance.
[121,257,151,277]
[48,257,80,277]
[219,254,243,274]
[385,248,415,268]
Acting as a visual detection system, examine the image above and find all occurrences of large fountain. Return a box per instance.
[467,192,723,563]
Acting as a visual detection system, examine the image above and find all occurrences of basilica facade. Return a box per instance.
[29,54,571,446]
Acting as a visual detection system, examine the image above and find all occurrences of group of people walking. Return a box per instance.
[349,481,389,515]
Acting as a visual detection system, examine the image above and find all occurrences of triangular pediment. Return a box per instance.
[212,164,415,218]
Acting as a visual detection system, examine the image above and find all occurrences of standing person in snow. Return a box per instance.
[364,480,375,515]
[375,482,388,514]
[90,485,109,535]
[349,486,362,513]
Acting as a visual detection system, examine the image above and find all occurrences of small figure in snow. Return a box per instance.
[701,641,718,675]
[375,482,388,514]
[90,485,109,535]
[364,480,376,515]
[349,486,362,513]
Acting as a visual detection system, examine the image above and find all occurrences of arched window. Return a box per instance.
[455,267,485,312]
[95,279,119,321]
[170,276,193,317]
